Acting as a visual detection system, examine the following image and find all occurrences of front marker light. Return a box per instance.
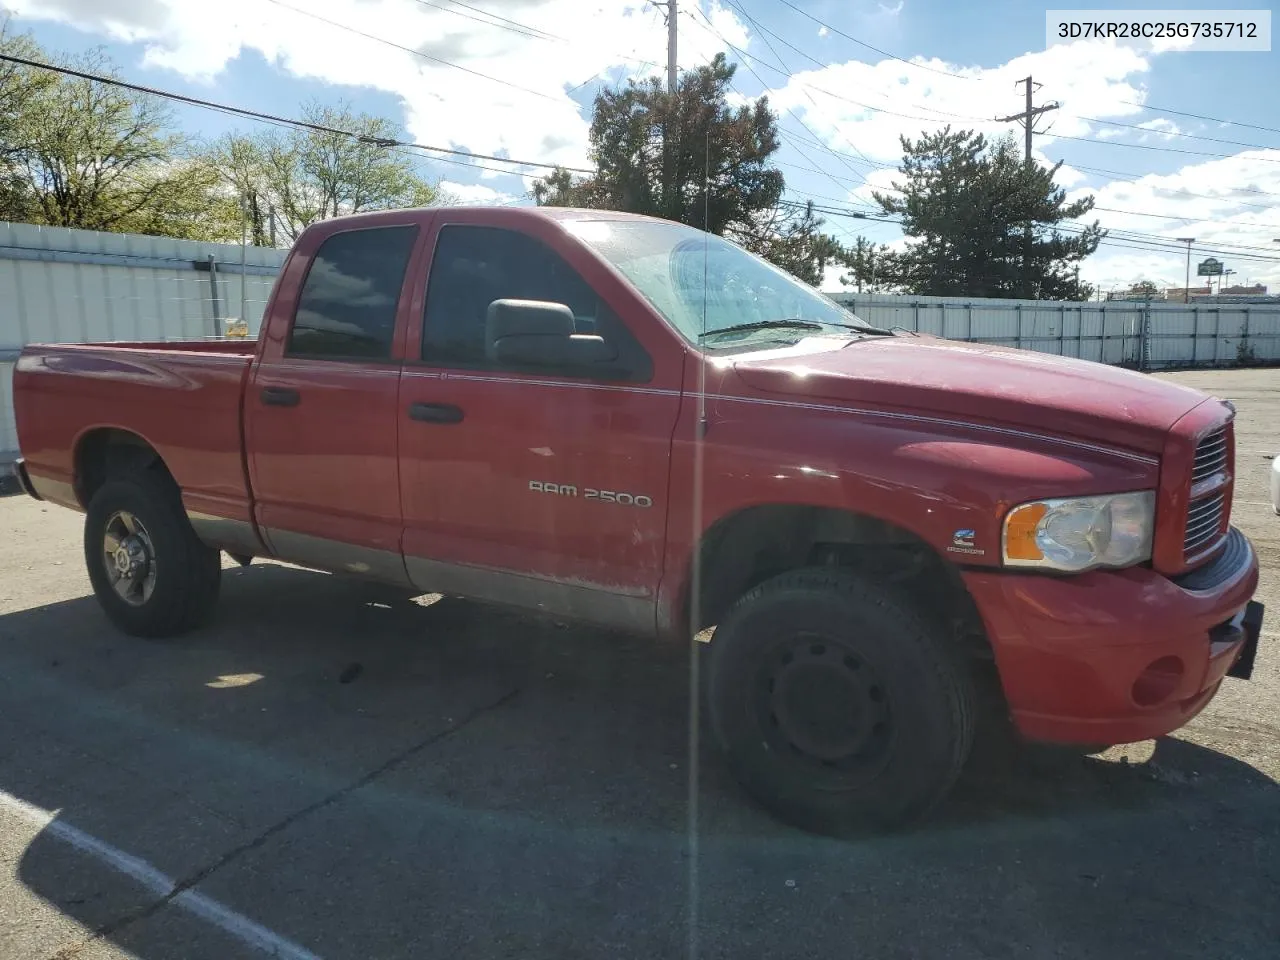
[1002,491,1155,572]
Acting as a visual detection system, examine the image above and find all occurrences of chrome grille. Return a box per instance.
[1183,425,1233,560]
[1191,428,1229,486]
[1184,493,1226,555]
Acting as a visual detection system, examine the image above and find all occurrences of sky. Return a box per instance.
[4,0,1279,295]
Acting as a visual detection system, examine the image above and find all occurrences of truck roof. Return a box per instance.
[298,204,679,235]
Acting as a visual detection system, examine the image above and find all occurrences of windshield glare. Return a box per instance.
[564,219,872,349]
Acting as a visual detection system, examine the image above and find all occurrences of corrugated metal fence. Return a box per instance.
[4,221,1279,465]
[830,292,1280,370]
[1,222,287,462]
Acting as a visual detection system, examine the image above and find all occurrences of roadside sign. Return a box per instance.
[1197,257,1224,277]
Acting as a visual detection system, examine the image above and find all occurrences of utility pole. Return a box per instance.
[667,0,678,94]
[997,76,1060,164]
[997,77,1060,298]
[239,193,248,331]
[647,0,678,93]
[1177,237,1195,303]
[648,0,679,217]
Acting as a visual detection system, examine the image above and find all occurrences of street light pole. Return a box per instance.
[1177,237,1195,303]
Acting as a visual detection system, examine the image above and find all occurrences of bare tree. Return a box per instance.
[208,101,444,245]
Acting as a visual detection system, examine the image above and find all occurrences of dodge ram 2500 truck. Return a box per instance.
[12,206,1265,835]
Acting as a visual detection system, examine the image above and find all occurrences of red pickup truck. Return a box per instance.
[12,206,1264,834]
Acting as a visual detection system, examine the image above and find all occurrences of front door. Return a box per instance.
[397,218,683,633]
[245,222,420,584]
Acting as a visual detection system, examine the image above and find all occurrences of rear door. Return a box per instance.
[245,220,422,583]
[397,217,684,634]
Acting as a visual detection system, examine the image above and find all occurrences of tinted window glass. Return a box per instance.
[422,225,651,381]
[287,226,418,360]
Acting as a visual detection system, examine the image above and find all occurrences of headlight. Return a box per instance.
[1002,491,1155,572]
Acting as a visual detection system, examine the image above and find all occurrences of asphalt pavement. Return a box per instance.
[1,368,1278,960]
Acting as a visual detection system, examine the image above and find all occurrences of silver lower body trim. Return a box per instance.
[405,556,656,637]
[264,529,413,587]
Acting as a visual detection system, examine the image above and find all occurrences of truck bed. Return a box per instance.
[13,340,257,531]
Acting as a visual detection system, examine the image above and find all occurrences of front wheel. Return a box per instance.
[707,568,975,836]
[84,470,221,638]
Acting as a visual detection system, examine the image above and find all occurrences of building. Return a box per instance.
[1162,286,1213,301]
[1189,284,1276,304]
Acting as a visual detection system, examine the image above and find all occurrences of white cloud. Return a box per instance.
[1051,162,1088,189]
[768,40,1154,172]
[1137,117,1182,141]
[5,0,749,182]
[10,0,1279,299]
[438,180,515,205]
[1067,152,1280,294]
[818,26,829,38]
[750,35,1280,297]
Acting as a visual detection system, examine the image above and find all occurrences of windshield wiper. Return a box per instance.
[699,319,891,342]
[698,319,823,341]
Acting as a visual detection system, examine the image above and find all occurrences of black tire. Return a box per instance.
[84,469,221,638]
[707,567,975,836]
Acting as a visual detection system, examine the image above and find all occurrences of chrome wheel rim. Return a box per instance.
[102,511,156,607]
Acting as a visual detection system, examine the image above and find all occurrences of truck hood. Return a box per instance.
[730,335,1214,455]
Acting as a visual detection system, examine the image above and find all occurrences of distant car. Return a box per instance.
[1271,455,1280,515]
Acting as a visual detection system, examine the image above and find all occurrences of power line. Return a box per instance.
[408,0,558,41]
[714,6,989,126]
[409,0,665,80]
[719,0,881,170]
[772,0,973,80]
[10,28,1275,257]
[1055,224,1280,263]
[682,3,1280,184]
[263,0,563,103]
[0,53,594,176]
[1069,114,1280,152]
[686,6,1280,181]
[697,13,1280,174]
[1119,99,1280,137]
[678,8,987,130]
[1080,224,1280,256]
[1047,130,1280,164]
[797,196,1280,264]
[682,7,873,190]
[1066,162,1280,207]
[1090,204,1280,229]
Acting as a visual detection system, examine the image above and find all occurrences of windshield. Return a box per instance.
[563,218,874,349]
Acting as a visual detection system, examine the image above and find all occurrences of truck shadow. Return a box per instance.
[3,561,1278,959]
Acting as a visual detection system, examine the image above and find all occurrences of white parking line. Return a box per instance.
[0,788,322,960]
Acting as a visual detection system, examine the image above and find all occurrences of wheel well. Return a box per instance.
[75,429,173,506]
[689,505,990,657]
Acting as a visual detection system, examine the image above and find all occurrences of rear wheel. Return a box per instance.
[84,470,221,638]
[707,567,975,836]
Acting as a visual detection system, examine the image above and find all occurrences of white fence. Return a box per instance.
[4,222,1279,466]
[830,292,1280,370]
[1,222,287,462]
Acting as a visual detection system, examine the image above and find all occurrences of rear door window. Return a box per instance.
[287,226,418,360]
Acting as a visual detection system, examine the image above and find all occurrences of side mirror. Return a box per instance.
[486,299,618,368]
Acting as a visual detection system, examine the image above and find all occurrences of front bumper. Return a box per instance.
[962,528,1262,745]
